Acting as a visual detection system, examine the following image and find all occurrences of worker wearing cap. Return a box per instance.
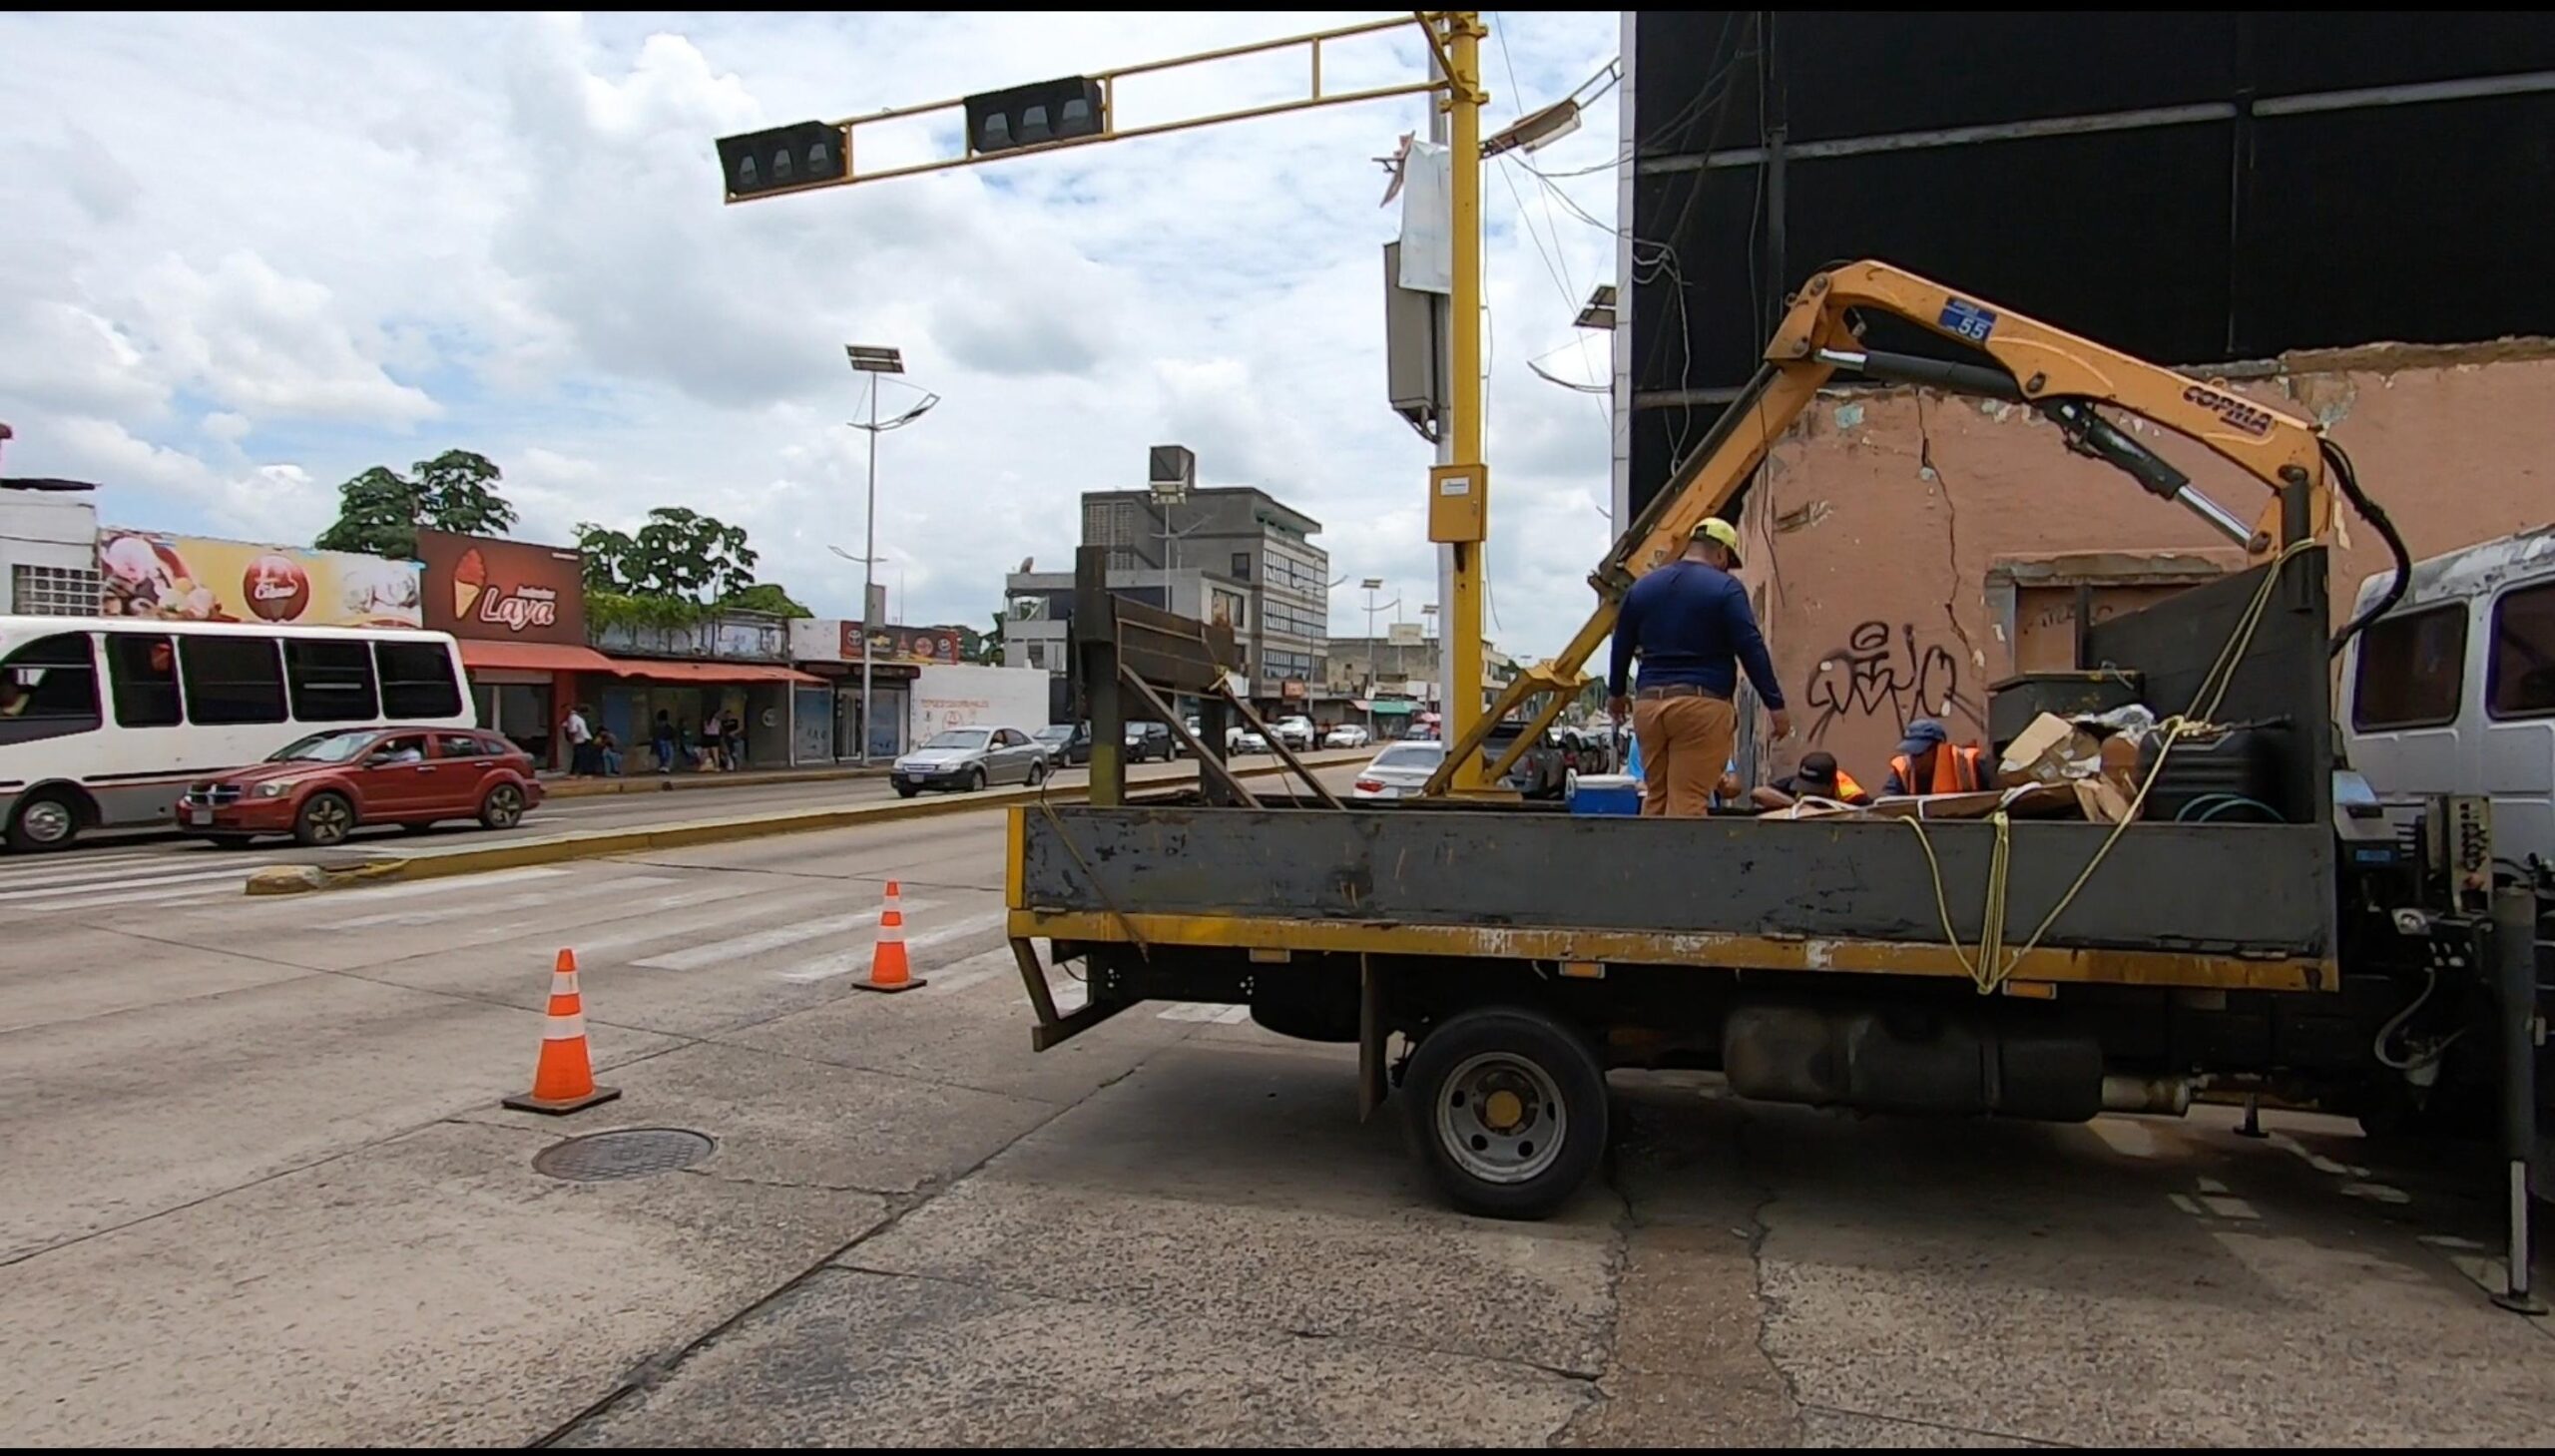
[1606,517,1791,817]
[1750,750,1872,810]
[1884,717,1987,795]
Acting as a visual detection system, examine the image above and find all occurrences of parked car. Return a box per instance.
[1351,739,1445,799]
[892,726,1048,796]
[179,727,543,847]
[1230,726,1269,754]
[1034,723,1087,768]
[1125,722,1177,763]
[1484,720,1570,800]
[1323,723,1370,749]
[1272,715,1317,751]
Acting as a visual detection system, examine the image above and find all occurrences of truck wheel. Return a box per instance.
[1403,1005,1608,1220]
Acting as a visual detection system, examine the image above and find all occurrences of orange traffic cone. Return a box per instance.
[855,879,928,994]
[503,948,622,1114]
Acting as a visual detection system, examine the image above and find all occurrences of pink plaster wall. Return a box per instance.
[1732,349,2555,783]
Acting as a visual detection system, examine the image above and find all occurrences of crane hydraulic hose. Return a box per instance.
[2323,436,2411,658]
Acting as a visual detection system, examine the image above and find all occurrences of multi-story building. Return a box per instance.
[1014,487,1330,716]
[0,477,102,616]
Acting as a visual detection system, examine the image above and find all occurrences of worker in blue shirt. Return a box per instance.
[1605,517,1792,817]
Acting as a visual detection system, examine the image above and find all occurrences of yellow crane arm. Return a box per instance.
[1422,257,2332,798]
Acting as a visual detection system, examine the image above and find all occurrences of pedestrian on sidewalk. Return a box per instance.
[699,712,724,771]
[721,709,744,770]
[597,728,624,777]
[651,710,677,774]
[562,703,596,776]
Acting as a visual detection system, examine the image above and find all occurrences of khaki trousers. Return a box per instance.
[1632,694,1737,818]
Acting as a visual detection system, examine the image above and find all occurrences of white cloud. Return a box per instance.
[0,10,1625,657]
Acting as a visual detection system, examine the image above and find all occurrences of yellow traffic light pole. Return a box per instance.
[717,11,1505,794]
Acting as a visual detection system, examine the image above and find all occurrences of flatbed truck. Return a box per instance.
[1003,260,2553,1308]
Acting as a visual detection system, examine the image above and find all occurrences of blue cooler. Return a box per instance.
[1570,772,1642,816]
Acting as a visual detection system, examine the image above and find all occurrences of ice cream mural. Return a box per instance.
[415,529,589,646]
[97,531,423,628]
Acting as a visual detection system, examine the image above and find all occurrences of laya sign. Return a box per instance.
[416,529,589,645]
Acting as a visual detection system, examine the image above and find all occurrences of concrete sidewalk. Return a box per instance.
[541,762,881,799]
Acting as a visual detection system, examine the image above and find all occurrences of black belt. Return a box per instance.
[1635,685,1732,702]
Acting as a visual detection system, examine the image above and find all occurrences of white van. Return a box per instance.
[2340,526,2555,865]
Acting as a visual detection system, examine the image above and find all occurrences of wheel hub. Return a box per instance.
[1436,1052,1567,1186]
[22,800,72,842]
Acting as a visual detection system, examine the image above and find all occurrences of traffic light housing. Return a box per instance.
[964,77,1106,156]
[716,122,850,200]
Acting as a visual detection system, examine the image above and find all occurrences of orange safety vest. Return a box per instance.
[1832,768,1869,802]
[1889,743,1984,795]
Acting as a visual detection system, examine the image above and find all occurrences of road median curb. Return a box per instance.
[242,750,1365,894]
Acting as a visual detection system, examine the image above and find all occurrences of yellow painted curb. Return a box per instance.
[243,750,1367,893]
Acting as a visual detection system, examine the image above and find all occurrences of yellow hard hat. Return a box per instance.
[1690,516,1744,568]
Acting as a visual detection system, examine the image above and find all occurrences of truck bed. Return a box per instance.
[1010,552,2342,995]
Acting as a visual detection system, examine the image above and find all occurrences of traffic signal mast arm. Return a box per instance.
[1420,257,2335,798]
[715,14,1460,202]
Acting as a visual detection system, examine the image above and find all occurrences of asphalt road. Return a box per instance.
[11,748,1344,868]
[6,776,2554,1445]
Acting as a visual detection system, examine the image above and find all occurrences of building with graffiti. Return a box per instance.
[1614,13,2555,781]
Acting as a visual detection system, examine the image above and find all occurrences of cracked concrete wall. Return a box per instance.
[1734,349,2555,781]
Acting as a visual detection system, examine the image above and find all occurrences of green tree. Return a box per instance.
[575,507,759,603]
[314,450,517,559]
[960,611,1006,665]
[721,582,812,618]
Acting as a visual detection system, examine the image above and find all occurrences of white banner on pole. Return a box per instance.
[1395,140,1452,295]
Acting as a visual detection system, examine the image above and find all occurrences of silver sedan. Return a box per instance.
[891,726,1048,796]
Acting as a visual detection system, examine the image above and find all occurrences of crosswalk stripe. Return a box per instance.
[0,866,256,903]
[775,909,1007,982]
[916,948,1020,997]
[0,855,278,890]
[42,881,249,911]
[325,875,681,930]
[553,883,854,959]
[634,899,942,972]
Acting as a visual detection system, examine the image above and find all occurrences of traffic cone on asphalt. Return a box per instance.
[856,880,928,994]
[502,948,622,1114]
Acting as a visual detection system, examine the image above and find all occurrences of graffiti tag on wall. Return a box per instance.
[1805,621,1980,744]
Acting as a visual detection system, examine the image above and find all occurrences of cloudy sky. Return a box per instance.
[0,10,1623,652]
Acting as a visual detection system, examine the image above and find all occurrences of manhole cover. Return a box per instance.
[534,1128,715,1183]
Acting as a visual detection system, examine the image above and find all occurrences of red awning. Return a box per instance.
[606,659,825,687]
[457,640,620,674]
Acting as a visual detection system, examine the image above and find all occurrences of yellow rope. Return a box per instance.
[1896,541,2314,994]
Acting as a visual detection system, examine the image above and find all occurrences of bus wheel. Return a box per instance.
[1403,1004,1609,1220]
[6,790,82,852]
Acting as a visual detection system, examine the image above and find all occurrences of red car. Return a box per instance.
[179,726,543,847]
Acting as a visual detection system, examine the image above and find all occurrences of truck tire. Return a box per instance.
[1403,1004,1609,1220]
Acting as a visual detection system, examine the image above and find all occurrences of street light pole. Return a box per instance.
[861,369,879,762]
[843,343,936,764]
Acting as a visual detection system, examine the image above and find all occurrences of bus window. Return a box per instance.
[179,636,287,726]
[284,639,380,723]
[376,641,462,720]
[0,632,104,744]
[106,633,184,728]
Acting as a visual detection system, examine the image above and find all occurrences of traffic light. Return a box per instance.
[964,76,1106,156]
[716,121,849,200]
